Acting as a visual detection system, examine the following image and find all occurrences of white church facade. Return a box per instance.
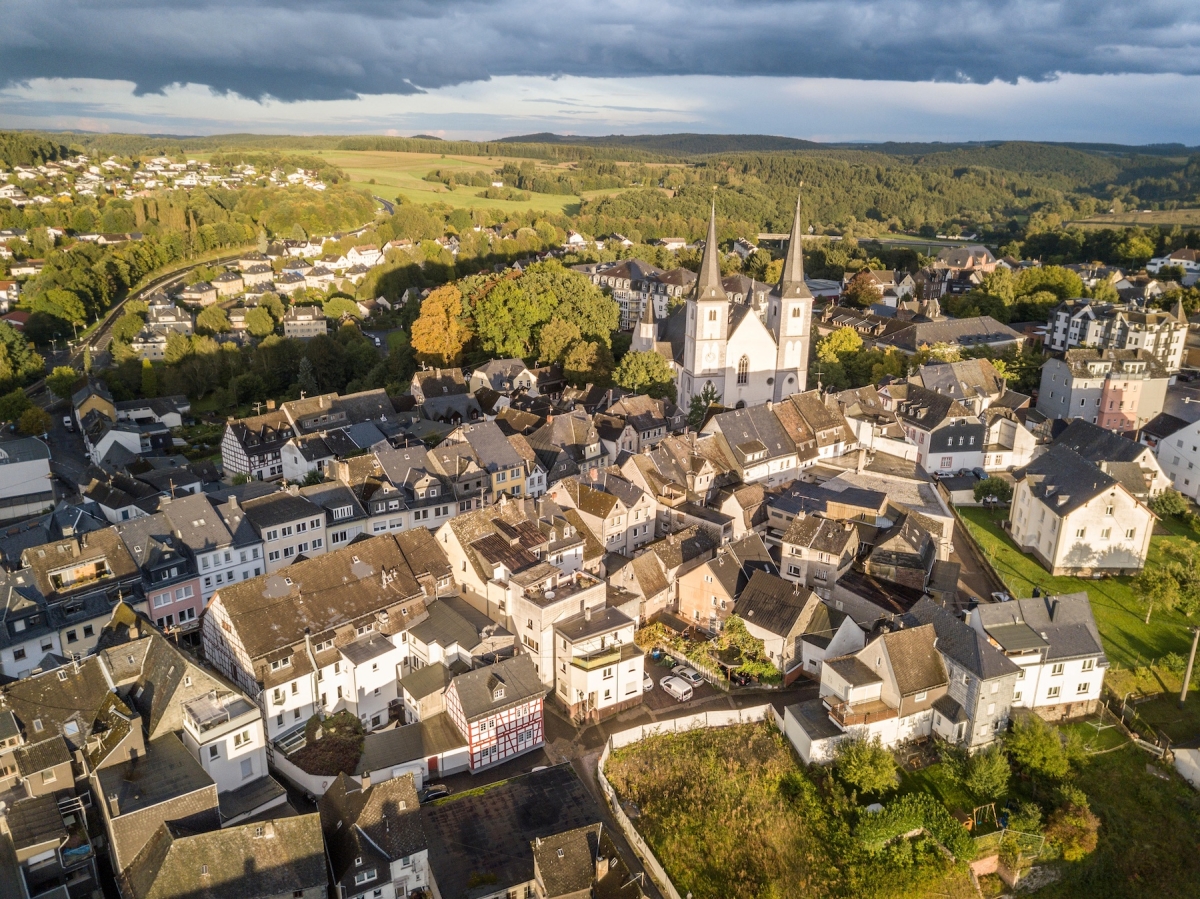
[632,193,813,409]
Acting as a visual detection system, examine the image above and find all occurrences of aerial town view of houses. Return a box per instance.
[1,6,1200,899]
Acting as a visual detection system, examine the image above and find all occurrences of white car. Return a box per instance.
[671,665,704,686]
[659,675,693,702]
[992,591,1012,603]
[643,674,654,692]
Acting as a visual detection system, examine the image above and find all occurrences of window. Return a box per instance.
[83,625,93,638]
[209,745,220,760]
[1126,528,1137,539]
[268,550,280,562]
[1081,659,1094,672]
[241,758,254,779]
[1013,691,1022,702]
[707,309,717,322]
[1105,505,1114,515]
[233,730,251,748]
[1050,662,1064,676]
[914,691,927,702]
[1075,527,1086,538]
[1077,682,1090,694]
[940,456,953,469]
[354,871,377,886]
[270,656,291,672]
[1101,528,1111,539]
[66,629,77,643]
[736,356,749,385]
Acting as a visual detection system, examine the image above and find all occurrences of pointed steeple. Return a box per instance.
[778,191,813,300]
[640,294,657,327]
[1175,296,1187,324]
[694,203,728,302]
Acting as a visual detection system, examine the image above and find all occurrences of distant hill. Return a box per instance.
[497,132,822,156]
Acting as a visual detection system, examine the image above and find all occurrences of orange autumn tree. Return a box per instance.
[410,284,472,367]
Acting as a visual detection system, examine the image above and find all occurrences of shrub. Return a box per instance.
[834,735,898,796]
[1150,488,1189,518]
[1006,714,1073,782]
[974,476,1013,504]
[1045,800,1101,861]
[855,792,974,859]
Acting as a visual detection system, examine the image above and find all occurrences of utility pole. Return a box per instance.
[1181,627,1200,708]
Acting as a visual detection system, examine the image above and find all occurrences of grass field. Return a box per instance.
[312,149,622,215]
[958,507,1199,670]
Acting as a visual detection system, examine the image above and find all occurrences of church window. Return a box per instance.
[707,309,717,322]
[792,306,802,317]
[737,356,749,385]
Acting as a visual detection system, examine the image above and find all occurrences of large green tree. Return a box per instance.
[833,735,896,795]
[613,350,676,401]
[245,307,276,338]
[196,305,231,334]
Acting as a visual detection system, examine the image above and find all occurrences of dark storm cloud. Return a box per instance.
[3,0,1199,102]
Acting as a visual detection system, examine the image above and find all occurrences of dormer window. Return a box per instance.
[270,656,292,671]
[493,685,506,701]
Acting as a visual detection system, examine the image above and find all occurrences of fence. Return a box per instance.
[595,704,783,899]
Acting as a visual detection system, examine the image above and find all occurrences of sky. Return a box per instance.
[2,0,1200,144]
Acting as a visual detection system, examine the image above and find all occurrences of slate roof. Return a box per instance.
[96,733,215,819]
[357,712,468,775]
[902,597,1019,681]
[734,570,818,638]
[410,595,509,654]
[422,765,603,899]
[14,733,71,775]
[1052,418,1148,465]
[121,814,326,899]
[399,662,453,701]
[781,514,856,554]
[825,655,882,686]
[711,404,796,464]
[160,493,234,553]
[1014,444,1118,516]
[914,358,1007,403]
[879,316,1022,352]
[881,624,947,695]
[974,592,1107,663]
[450,655,547,722]
[320,773,425,892]
[241,491,321,530]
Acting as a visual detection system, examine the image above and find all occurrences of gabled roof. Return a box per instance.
[320,773,425,891]
[734,570,819,638]
[902,597,1019,681]
[974,592,1107,663]
[450,655,547,722]
[880,623,947,695]
[1052,418,1149,465]
[1014,444,1119,516]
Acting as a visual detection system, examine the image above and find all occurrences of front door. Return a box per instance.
[427,756,438,776]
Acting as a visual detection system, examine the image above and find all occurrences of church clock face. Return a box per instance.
[702,343,719,371]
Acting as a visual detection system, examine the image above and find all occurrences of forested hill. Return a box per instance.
[497,132,823,154]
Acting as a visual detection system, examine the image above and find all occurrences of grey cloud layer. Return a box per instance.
[3,0,1199,102]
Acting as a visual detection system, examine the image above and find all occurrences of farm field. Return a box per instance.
[1068,208,1200,229]
[957,507,1200,671]
[313,149,622,215]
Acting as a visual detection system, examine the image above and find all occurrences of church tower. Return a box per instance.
[770,192,813,400]
[631,292,657,354]
[680,204,730,404]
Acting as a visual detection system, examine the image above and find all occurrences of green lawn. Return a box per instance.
[1124,694,1200,744]
[898,763,974,816]
[1038,745,1200,899]
[958,507,1199,669]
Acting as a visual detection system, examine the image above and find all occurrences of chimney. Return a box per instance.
[584,606,592,622]
[360,772,371,790]
[856,447,867,473]
[128,624,139,640]
[287,484,299,496]
[228,495,239,511]
[266,399,276,411]
[108,793,120,818]
[263,822,275,838]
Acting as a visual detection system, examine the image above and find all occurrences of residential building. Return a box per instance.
[1009,445,1154,576]
[783,623,948,764]
[909,358,1019,415]
[733,570,821,679]
[1051,417,1171,496]
[468,358,538,396]
[161,493,264,602]
[705,403,799,486]
[779,513,858,600]
[1037,349,1170,431]
[445,655,549,770]
[0,438,53,523]
[4,792,99,899]
[1045,299,1187,372]
[118,815,326,899]
[876,316,1024,355]
[220,410,294,481]
[547,470,655,556]
[283,305,328,339]
[241,488,327,573]
[319,773,429,899]
[970,593,1108,720]
[552,601,644,723]
[885,383,984,474]
[531,823,644,899]
[114,513,203,634]
[1153,415,1200,500]
[676,534,776,632]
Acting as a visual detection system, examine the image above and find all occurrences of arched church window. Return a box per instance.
[737,356,749,385]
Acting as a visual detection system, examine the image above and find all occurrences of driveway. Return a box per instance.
[950,515,1006,607]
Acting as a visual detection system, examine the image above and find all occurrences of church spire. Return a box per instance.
[694,202,728,302]
[778,191,813,300]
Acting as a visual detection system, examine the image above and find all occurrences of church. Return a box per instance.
[631,192,812,408]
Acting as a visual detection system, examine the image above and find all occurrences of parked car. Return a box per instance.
[419,784,452,803]
[62,416,74,432]
[671,665,704,686]
[659,675,693,702]
[971,467,987,480]
[643,674,654,692]
[729,671,752,687]
[991,591,1012,603]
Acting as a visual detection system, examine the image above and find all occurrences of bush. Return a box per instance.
[1045,800,1101,862]
[1150,488,1189,518]
[855,792,974,859]
[974,477,1013,504]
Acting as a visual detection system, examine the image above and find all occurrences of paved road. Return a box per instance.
[950,516,1006,606]
[373,195,395,214]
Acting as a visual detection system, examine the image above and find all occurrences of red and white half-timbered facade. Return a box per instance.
[445,655,548,772]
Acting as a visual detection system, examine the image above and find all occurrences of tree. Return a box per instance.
[951,744,1010,803]
[258,293,285,322]
[1150,488,1188,518]
[537,317,582,365]
[613,351,676,401]
[974,476,1013,504]
[111,312,145,344]
[1133,564,1182,624]
[164,332,191,365]
[842,271,882,308]
[82,344,92,374]
[301,468,323,486]
[196,305,231,334]
[18,407,51,436]
[46,366,79,401]
[833,735,897,795]
[243,307,275,338]
[815,326,863,364]
[1045,792,1100,862]
[323,298,362,321]
[0,389,32,422]
[563,340,613,388]
[687,383,720,429]
[471,277,557,358]
[296,357,319,397]
[140,359,158,398]
[1005,714,1072,783]
[411,284,471,367]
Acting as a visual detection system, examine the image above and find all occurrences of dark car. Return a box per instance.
[729,672,752,687]
[419,784,452,803]
[971,467,987,480]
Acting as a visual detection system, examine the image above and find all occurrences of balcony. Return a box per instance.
[570,647,622,672]
[823,696,897,728]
